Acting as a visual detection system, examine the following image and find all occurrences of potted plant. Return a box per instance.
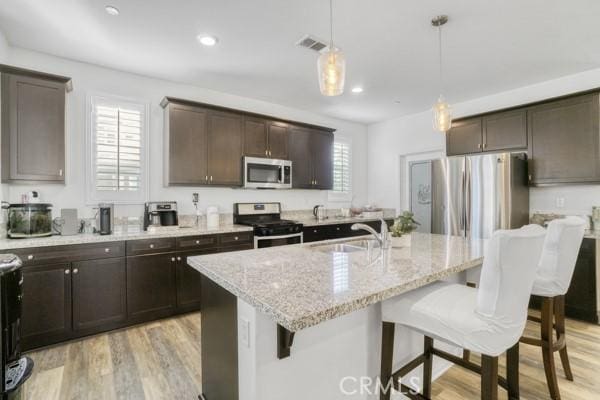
[390,211,419,247]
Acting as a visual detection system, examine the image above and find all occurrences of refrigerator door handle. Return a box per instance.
[464,158,471,237]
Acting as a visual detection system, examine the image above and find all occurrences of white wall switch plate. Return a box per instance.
[240,318,250,348]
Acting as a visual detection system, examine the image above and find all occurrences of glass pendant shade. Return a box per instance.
[318,48,345,96]
[433,95,452,132]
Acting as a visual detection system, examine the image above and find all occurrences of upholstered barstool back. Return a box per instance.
[532,217,586,297]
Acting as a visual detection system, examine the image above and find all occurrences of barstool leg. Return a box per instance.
[506,343,520,400]
[554,295,574,381]
[541,297,561,400]
[380,322,395,400]
[423,336,434,398]
[481,355,498,400]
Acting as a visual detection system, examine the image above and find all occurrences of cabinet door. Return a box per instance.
[167,104,208,185]
[446,118,483,156]
[21,263,72,350]
[207,111,244,186]
[483,109,527,152]
[127,253,176,323]
[176,250,213,313]
[243,117,268,158]
[565,239,598,322]
[528,93,600,184]
[288,126,313,188]
[267,122,289,159]
[72,258,127,333]
[311,130,334,190]
[2,74,65,182]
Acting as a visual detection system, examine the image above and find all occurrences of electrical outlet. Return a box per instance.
[556,197,565,208]
[240,318,250,348]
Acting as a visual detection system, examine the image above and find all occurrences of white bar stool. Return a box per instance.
[520,217,586,400]
[380,226,546,400]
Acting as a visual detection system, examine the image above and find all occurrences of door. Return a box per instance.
[482,109,527,152]
[288,126,313,188]
[72,258,127,332]
[267,122,289,159]
[446,118,483,156]
[311,130,334,189]
[243,117,268,157]
[3,74,65,182]
[528,93,600,184]
[176,251,209,313]
[409,161,433,233]
[21,263,72,349]
[207,111,244,185]
[167,104,208,185]
[127,253,177,322]
[431,157,465,236]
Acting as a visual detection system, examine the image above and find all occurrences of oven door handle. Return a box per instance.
[254,232,303,248]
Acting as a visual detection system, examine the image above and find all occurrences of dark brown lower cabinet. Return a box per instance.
[21,263,72,349]
[303,220,394,243]
[72,258,127,333]
[176,251,206,313]
[126,253,177,323]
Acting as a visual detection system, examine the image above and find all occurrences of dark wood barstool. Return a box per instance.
[519,217,585,400]
[380,227,546,399]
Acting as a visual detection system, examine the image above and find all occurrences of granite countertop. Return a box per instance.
[0,224,253,251]
[188,232,486,332]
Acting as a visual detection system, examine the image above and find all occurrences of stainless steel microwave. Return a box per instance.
[243,157,292,189]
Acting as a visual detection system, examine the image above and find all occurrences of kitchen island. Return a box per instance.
[188,233,486,400]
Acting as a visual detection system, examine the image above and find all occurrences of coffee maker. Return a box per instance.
[143,202,178,231]
[97,203,114,235]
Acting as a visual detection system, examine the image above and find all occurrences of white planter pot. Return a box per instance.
[391,234,411,248]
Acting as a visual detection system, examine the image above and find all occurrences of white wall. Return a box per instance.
[3,47,368,218]
[368,67,600,216]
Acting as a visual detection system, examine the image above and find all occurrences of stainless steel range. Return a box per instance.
[233,202,303,248]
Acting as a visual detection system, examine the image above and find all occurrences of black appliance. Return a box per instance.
[143,201,179,231]
[0,255,33,399]
[233,202,303,248]
[97,203,113,235]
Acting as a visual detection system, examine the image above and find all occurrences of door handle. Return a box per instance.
[64,269,70,275]
[72,268,79,274]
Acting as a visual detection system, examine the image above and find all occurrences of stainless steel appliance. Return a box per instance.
[143,201,179,231]
[2,203,53,239]
[0,255,33,399]
[243,157,292,189]
[97,203,114,235]
[410,153,529,238]
[233,202,303,248]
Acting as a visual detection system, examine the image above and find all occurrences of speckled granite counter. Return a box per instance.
[188,232,485,332]
[0,224,253,250]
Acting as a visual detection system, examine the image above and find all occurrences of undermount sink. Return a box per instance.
[312,239,381,254]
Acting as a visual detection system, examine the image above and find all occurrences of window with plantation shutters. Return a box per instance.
[87,95,148,204]
[329,138,352,201]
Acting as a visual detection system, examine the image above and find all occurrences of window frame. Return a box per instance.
[85,93,149,205]
[328,136,353,202]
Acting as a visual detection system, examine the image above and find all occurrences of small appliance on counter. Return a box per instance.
[234,202,303,248]
[313,205,327,221]
[143,201,178,231]
[2,203,53,239]
[97,203,114,235]
[0,255,34,399]
[53,209,79,236]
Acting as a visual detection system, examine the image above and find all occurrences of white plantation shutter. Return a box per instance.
[332,140,351,193]
[87,95,148,204]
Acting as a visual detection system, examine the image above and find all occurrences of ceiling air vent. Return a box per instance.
[296,35,328,53]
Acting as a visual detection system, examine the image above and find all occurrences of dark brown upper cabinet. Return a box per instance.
[528,93,600,185]
[446,118,483,156]
[207,110,244,186]
[243,118,288,159]
[289,126,333,189]
[1,72,70,183]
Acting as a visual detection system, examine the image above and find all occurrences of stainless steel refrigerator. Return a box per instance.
[409,152,529,239]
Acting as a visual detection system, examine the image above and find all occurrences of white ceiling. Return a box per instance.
[1,0,600,124]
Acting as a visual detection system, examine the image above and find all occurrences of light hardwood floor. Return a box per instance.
[23,312,600,399]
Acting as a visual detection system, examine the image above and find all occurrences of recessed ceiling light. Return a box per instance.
[197,35,218,47]
[105,5,120,16]
[351,87,364,94]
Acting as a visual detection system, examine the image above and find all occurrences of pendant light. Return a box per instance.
[432,15,452,132]
[318,0,345,96]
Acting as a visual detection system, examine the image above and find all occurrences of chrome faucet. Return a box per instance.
[351,219,390,249]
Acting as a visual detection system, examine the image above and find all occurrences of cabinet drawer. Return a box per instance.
[218,232,253,247]
[303,226,333,243]
[177,235,218,251]
[126,238,176,256]
[14,241,126,267]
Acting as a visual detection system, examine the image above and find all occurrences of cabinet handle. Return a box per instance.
[73,268,79,274]
[177,256,182,261]
[482,143,487,149]
[269,150,272,157]
[234,236,239,241]
[265,149,268,156]
[477,143,482,149]
[27,255,34,260]
[205,175,208,181]
[104,248,110,253]
[315,180,318,185]
[313,229,318,233]
[59,169,63,177]
[210,176,213,182]
[171,257,176,262]
[195,240,200,244]
[336,227,340,231]
[528,174,532,182]
[64,269,70,275]
[149,244,155,249]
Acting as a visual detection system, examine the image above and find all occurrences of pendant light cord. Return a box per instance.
[438,24,443,96]
[330,0,334,49]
